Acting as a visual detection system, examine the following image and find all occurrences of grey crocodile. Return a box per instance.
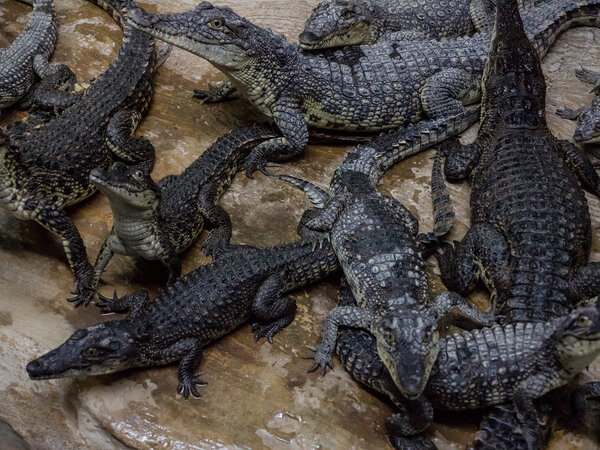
[0,0,167,307]
[0,0,57,114]
[27,239,339,397]
[126,0,599,176]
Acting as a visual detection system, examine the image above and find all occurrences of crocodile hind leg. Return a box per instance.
[244,98,308,177]
[19,61,79,112]
[297,198,345,242]
[513,374,555,450]
[557,140,600,198]
[470,0,496,32]
[420,68,480,120]
[193,81,236,103]
[33,202,94,307]
[251,272,298,343]
[106,109,156,171]
[96,289,150,316]
[435,223,511,300]
[198,183,233,259]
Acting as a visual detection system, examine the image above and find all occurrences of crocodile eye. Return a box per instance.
[577,315,591,326]
[85,347,99,357]
[340,10,354,20]
[132,170,144,181]
[208,18,224,30]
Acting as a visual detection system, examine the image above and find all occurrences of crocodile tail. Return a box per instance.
[85,0,136,29]
[431,150,454,238]
[276,175,330,209]
[523,0,600,58]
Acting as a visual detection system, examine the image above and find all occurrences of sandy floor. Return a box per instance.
[0,0,599,448]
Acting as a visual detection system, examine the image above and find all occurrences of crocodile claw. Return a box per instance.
[304,345,334,376]
[96,290,121,314]
[177,373,207,399]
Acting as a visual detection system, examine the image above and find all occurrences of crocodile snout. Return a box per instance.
[299,31,320,45]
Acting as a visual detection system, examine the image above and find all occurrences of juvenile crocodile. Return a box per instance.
[298,0,494,50]
[0,0,166,307]
[334,301,600,448]
[0,0,57,114]
[435,0,600,445]
[26,239,339,397]
[278,109,493,400]
[87,125,277,296]
[557,67,600,154]
[126,0,599,176]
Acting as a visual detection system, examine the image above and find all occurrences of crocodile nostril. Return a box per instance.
[26,359,43,375]
[299,31,320,44]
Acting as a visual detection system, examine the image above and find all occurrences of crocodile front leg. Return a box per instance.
[307,306,374,375]
[386,396,435,443]
[514,374,554,450]
[298,198,345,242]
[89,236,116,301]
[556,105,586,121]
[198,183,232,259]
[436,223,511,299]
[570,262,600,302]
[193,81,236,103]
[251,272,297,343]
[432,291,495,329]
[557,139,600,198]
[34,202,94,307]
[441,137,484,180]
[420,68,480,119]
[575,67,600,92]
[244,98,308,177]
[162,249,182,285]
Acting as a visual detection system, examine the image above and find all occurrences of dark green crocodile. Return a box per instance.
[0,0,57,114]
[87,125,277,298]
[126,0,600,176]
[434,0,600,446]
[26,239,339,398]
[298,0,495,50]
[335,301,600,448]
[278,108,494,401]
[0,0,167,307]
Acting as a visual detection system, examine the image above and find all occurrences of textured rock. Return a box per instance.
[0,0,599,448]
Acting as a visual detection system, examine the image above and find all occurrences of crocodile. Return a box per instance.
[277,109,494,400]
[298,0,494,50]
[0,0,167,307]
[557,67,600,155]
[0,0,57,115]
[26,239,339,397]
[433,0,600,445]
[334,300,600,448]
[87,125,277,297]
[126,0,599,177]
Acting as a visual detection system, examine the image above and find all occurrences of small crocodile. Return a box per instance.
[335,301,600,448]
[0,0,57,115]
[298,0,495,50]
[278,109,494,400]
[436,0,600,445]
[26,239,339,397]
[88,125,277,297]
[0,0,167,307]
[126,0,599,176]
[557,67,600,154]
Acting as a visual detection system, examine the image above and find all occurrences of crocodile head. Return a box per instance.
[371,296,439,400]
[26,321,144,380]
[572,101,600,144]
[555,302,600,376]
[127,3,294,73]
[90,162,159,212]
[299,0,377,49]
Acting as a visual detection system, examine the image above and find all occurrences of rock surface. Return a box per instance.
[0,0,599,448]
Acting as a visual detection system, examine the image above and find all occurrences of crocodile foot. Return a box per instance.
[67,267,95,308]
[193,83,228,103]
[243,148,271,179]
[96,290,127,314]
[304,344,334,376]
[177,372,207,399]
[252,315,293,344]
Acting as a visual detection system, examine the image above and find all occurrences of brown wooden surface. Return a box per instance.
[0,0,599,448]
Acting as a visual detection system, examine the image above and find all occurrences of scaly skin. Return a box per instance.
[0,0,165,307]
[278,109,494,400]
[88,125,278,298]
[557,67,600,156]
[126,0,600,176]
[298,0,494,50]
[335,302,600,448]
[0,0,57,113]
[435,0,600,447]
[26,240,340,398]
